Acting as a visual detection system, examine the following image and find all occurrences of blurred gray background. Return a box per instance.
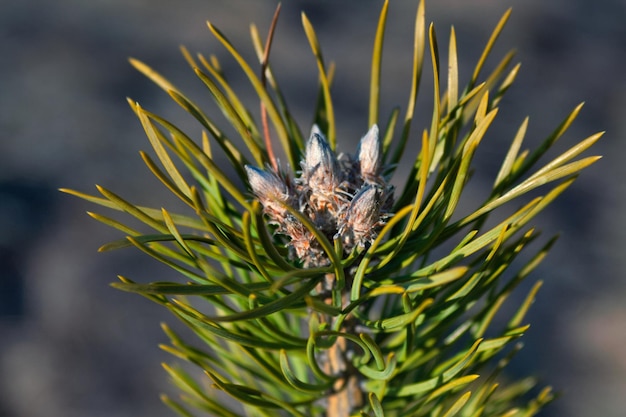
[1,0,624,416]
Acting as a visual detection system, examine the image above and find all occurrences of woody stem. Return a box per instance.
[321,274,364,417]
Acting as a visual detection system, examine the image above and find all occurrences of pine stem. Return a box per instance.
[321,275,364,417]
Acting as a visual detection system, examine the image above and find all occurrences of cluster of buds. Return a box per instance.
[245,125,393,267]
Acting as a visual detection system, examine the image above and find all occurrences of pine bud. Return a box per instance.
[357,124,382,183]
[303,129,340,195]
[339,185,384,249]
[245,165,292,217]
[247,125,394,266]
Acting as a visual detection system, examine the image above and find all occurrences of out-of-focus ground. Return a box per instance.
[1,1,624,416]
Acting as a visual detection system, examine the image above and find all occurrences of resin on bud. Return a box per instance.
[357,124,382,183]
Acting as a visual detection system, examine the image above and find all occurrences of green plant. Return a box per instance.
[63,1,602,416]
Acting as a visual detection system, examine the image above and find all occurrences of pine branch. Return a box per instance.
[63,1,601,416]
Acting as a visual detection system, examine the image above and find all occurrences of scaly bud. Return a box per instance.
[304,129,340,194]
[357,124,382,183]
[339,185,384,249]
[245,165,291,217]
[249,124,394,266]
